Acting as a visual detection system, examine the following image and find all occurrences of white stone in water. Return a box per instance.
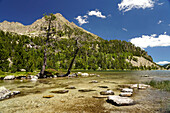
[0,86,12,100]
[100,90,114,95]
[119,92,133,97]
[12,91,20,95]
[4,75,15,80]
[121,88,133,93]
[107,95,134,106]
[81,73,89,76]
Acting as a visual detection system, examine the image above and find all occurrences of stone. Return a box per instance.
[50,90,69,94]
[43,95,54,98]
[121,88,133,93]
[12,91,20,95]
[92,95,108,98]
[20,69,26,72]
[65,86,76,89]
[4,75,15,80]
[107,95,134,106]
[119,92,132,97]
[78,89,96,92]
[68,73,77,77]
[96,75,100,77]
[100,90,114,95]
[141,75,149,77]
[81,73,89,77]
[98,86,108,88]
[0,86,12,100]
[89,80,98,83]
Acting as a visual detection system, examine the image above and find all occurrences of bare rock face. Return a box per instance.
[107,95,134,106]
[0,13,100,41]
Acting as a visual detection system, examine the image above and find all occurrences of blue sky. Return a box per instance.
[0,0,170,65]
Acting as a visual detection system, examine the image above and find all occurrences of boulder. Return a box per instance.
[78,89,96,92]
[100,90,114,95]
[107,95,134,106]
[119,92,132,97]
[50,90,69,94]
[4,75,15,80]
[121,88,133,93]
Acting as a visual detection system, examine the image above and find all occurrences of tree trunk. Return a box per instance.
[40,48,47,78]
[59,47,79,77]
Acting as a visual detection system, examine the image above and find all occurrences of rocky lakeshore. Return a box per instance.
[0,71,170,113]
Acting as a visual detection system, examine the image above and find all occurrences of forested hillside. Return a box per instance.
[0,30,159,72]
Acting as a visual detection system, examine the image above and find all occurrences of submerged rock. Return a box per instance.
[89,80,98,83]
[107,95,134,106]
[119,92,133,97]
[78,89,96,92]
[4,75,15,80]
[65,86,76,89]
[50,90,69,94]
[121,88,133,93]
[0,86,20,100]
[98,86,108,88]
[92,95,108,98]
[100,90,114,95]
[43,95,54,98]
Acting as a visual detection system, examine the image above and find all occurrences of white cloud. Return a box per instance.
[88,9,106,19]
[122,28,128,32]
[156,61,170,65]
[130,33,170,48]
[158,20,163,24]
[107,14,112,17]
[168,24,170,26]
[118,0,155,12]
[75,15,88,26]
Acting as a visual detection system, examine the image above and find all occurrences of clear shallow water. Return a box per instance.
[131,70,170,81]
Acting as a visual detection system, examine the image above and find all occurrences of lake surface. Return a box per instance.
[0,70,170,113]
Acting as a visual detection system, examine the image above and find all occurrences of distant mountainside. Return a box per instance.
[0,13,101,41]
[163,64,170,69]
[0,13,162,72]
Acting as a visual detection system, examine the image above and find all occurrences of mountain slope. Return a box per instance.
[0,13,101,40]
[0,13,162,71]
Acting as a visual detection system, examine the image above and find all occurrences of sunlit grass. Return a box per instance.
[147,80,170,91]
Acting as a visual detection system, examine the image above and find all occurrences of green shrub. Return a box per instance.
[44,68,59,76]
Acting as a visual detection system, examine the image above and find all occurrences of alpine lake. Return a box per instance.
[0,70,170,113]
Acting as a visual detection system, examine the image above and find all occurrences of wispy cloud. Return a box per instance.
[75,15,88,26]
[156,61,170,65]
[118,0,155,12]
[122,28,128,32]
[157,2,164,6]
[158,20,163,24]
[88,9,106,19]
[168,24,170,26]
[130,33,170,49]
